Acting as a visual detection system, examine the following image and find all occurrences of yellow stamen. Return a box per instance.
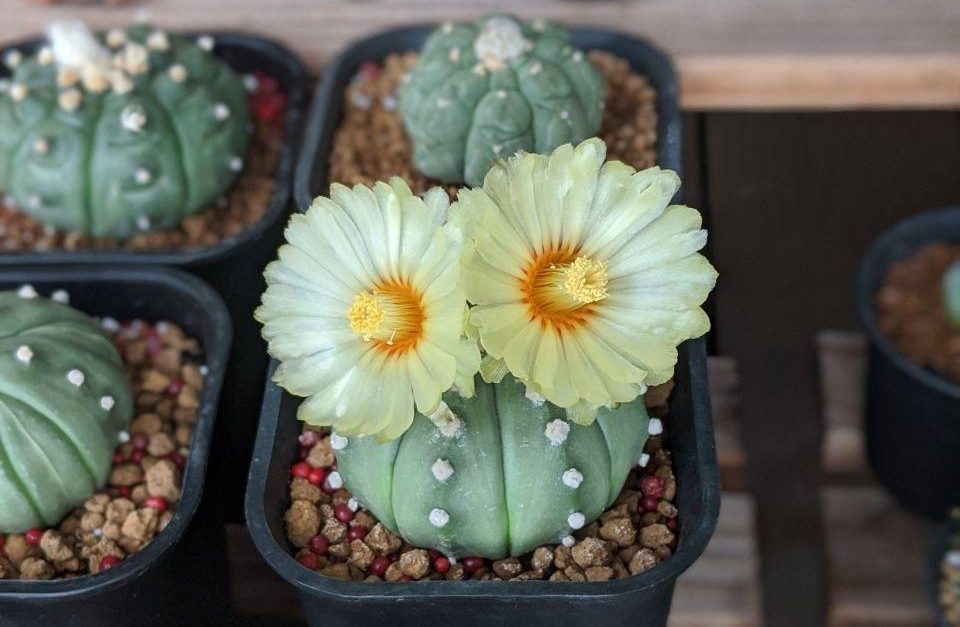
[522,251,609,332]
[347,283,425,354]
[563,256,609,304]
[348,292,384,341]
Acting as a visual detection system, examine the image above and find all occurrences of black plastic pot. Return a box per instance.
[293,24,682,210]
[246,338,719,627]
[928,519,959,627]
[0,266,230,627]
[0,32,308,522]
[858,207,960,519]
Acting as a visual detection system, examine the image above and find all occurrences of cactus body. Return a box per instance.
[945,261,960,330]
[336,375,648,558]
[0,23,250,238]
[0,290,132,533]
[398,16,605,187]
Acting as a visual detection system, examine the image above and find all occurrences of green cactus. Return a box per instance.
[0,21,250,238]
[335,375,649,559]
[398,15,606,187]
[0,287,133,533]
[944,261,960,330]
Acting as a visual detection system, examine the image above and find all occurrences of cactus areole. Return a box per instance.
[0,21,250,238]
[0,289,133,533]
[398,16,606,187]
[336,376,649,558]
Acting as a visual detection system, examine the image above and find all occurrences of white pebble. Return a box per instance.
[67,369,85,386]
[243,74,258,92]
[431,458,454,482]
[101,317,120,332]
[51,289,69,304]
[100,396,115,411]
[17,284,37,299]
[524,387,546,406]
[428,508,450,528]
[199,365,209,376]
[329,433,349,451]
[561,468,583,489]
[349,92,372,110]
[948,550,960,569]
[648,418,663,436]
[544,419,570,446]
[92,528,103,538]
[325,471,343,490]
[15,346,33,364]
[567,512,585,530]
[638,453,651,468]
[561,535,575,547]
[381,95,397,111]
[347,497,359,512]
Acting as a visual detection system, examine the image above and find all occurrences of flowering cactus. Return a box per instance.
[398,15,605,187]
[0,21,250,238]
[335,375,649,558]
[944,261,960,329]
[0,287,132,533]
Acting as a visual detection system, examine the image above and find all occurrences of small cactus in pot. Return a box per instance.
[0,287,133,533]
[398,15,605,187]
[0,21,250,238]
[257,139,717,559]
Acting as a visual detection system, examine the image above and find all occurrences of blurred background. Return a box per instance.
[3,1,959,626]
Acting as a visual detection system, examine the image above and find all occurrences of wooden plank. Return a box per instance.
[705,111,960,627]
[1,0,960,109]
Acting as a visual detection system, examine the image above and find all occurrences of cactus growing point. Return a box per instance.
[398,15,606,187]
[0,288,133,533]
[0,21,250,238]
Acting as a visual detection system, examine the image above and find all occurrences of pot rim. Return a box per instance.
[0,31,307,268]
[857,206,960,401]
[0,266,231,600]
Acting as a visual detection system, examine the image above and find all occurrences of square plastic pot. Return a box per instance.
[245,339,719,627]
[0,266,230,627]
[0,32,308,522]
[858,206,960,519]
[293,24,682,211]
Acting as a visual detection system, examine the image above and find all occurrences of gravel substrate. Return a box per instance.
[329,50,658,198]
[0,71,286,253]
[283,381,679,583]
[0,317,207,580]
[874,242,960,384]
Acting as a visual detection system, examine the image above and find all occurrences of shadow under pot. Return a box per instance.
[245,338,719,627]
[0,267,230,627]
[858,206,960,519]
[0,28,308,523]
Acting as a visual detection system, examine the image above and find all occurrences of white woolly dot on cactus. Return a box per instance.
[567,512,586,530]
[431,458,455,482]
[229,157,244,172]
[560,110,570,120]
[197,36,215,52]
[429,508,450,528]
[58,88,82,112]
[492,144,502,155]
[561,535,575,547]
[529,62,543,75]
[121,105,147,133]
[435,96,450,109]
[243,73,258,92]
[67,369,85,387]
[441,22,454,34]
[347,498,359,512]
[106,28,126,48]
[51,290,69,304]
[37,47,54,66]
[146,31,169,52]
[471,64,485,77]
[134,168,152,185]
[572,51,585,63]
[213,103,231,120]
[561,468,584,489]
[10,83,28,102]
[329,433,349,451]
[117,430,131,444]
[495,90,507,99]
[326,471,344,490]
[168,64,188,83]
[15,345,33,365]
[17,285,37,299]
[648,418,664,436]
[428,401,463,438]
[32,137,49,155]
[448,47,461,63]
[638,453,651,468]
[26,194,41,209]
[136,216,151,231]
[100,396,115,411]
[524,387,546,406]
[544,419,570,446]
[5,50,22,68]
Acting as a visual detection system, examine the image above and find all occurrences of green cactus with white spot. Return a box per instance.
[0,288,133,533]
[335,375,649,559]
[944,261,960,330]
[0,21,250,238]
[398,15,605,187]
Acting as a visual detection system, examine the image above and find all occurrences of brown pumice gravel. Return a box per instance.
[329,51,658,198]
[0,72,286,254]
[874,242,960,383]
[283,381,679,583]
[0,319,206,580]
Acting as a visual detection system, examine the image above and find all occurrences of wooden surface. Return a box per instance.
[2,0,960,110]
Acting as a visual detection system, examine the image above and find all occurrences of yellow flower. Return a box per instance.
[454,138,717,422]
[256,178,480,441]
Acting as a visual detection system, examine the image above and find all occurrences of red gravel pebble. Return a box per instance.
[462,556,485,574]
[145,336,164,360]
[358,61,380,82]
[398,575,413,582]
[640,496,659,512]
[290,462,311,479]
[334,504,354,524]
[0,536,6,552]
[165,379,184,396]
[307,467,326,487]
[144,496,169,513]
[432,556,450,574]
[99,555,121,571]
[167,452,186,471]
[640,476,664,499]
[297,553,318,570]
[130,449,145,463]
[298,431,320,448]
[131,433,149,450]
[370,555,391,577]
[112,451,125,465]
[309,534,330,555]
[666,517,679,532]
[346,527,367,542]
[24,529,43,546]
[114,486,131,498]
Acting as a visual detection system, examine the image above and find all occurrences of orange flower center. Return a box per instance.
[348,281,424,355]
[521,247,609,331]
